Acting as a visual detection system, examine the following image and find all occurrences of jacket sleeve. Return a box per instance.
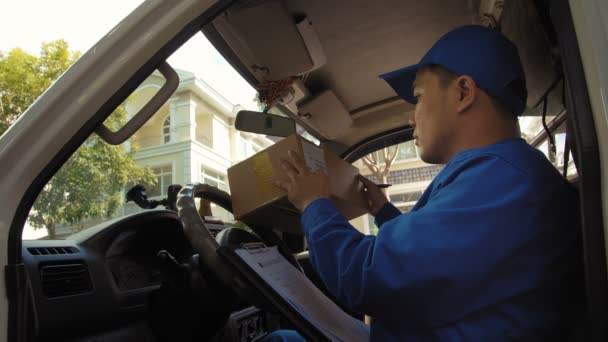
[300,156,569,325]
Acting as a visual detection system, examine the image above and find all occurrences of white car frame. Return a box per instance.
[1,0,608,340]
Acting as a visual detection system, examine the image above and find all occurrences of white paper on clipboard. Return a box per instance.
[235,246,369,342]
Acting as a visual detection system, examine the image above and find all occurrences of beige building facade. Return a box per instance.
[122,69,274,221]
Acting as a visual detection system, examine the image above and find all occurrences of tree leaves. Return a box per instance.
[1,40,155,237]
[0,40,82,133]
[27,103,156,236]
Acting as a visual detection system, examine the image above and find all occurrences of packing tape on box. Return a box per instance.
[252,151,283,197]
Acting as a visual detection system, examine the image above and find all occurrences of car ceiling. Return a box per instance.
[207,0,557,147]
[285,0,477,111]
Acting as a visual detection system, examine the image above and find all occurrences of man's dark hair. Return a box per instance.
[424,64,515,120]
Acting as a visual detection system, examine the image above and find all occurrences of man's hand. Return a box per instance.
[359,175,389,215]
[274,150,331,212]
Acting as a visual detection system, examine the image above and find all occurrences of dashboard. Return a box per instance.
[105,222,192,290]
[21,208,351,341]
[22,210,198,340]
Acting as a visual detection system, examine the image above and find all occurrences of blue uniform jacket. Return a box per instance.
[301,138,579,341]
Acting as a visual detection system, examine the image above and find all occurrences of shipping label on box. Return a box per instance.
[301,140,327,174]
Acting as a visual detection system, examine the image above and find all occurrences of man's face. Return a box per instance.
[410,68,456,164]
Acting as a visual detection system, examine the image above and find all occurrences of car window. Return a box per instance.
[516,79,578,178]
[528,118,578,179]
[22,32,277,239]
[350,140,443,235]
[350,112,578,236]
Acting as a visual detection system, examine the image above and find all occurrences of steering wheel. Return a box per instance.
[176,183,337,341]
[175,183,302,298]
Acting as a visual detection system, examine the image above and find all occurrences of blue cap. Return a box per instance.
[379,25,527,115]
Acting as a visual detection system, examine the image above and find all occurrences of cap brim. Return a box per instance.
[379,64,420,104]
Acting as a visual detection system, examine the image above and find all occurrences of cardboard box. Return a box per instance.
[228,134,368,233]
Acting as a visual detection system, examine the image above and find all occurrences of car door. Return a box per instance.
[0,1,228,340]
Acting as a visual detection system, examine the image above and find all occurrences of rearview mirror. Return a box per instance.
[235,110,296,137]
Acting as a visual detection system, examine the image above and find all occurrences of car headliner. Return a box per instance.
[206,0,558,149]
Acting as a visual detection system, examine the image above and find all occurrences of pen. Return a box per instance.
[377,183,392,189]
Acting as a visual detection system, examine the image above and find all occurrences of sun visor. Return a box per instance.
[297,90,353,140]
[213,0,326,81]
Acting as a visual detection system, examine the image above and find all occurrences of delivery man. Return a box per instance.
[267,25,579,341]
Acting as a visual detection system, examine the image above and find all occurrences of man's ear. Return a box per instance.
[455,75,476,113]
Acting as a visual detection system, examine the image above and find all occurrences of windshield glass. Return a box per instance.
[349,139,442,235]
[21,31,279,240]
[12,2,566,240]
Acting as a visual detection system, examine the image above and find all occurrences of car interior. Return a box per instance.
[7,0,607,341]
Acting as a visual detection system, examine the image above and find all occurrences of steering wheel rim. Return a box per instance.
[176,183,302,285]
[177,183,332,340]
[175,183,229,281]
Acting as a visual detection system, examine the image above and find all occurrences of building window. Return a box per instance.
[201,166,228,192]
[238,135,262,159]
[162,116,171,144]
[238,137,248,159]
[148,165,173,198]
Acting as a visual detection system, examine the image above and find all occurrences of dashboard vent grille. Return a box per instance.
[40,262,93,298]
[28,246,79,256]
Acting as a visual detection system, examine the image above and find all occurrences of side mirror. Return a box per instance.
[235,110,296,137]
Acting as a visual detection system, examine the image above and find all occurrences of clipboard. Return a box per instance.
[217,244,369,342]
[217,245,328,341]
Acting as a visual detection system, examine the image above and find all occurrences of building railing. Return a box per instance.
[132,134,214,150]
[196,135,213,148]
[132,135,162,148]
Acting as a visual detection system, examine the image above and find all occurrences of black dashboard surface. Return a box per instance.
[22,210,193,340]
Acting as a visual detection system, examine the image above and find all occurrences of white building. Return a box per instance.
[122,69,274,221]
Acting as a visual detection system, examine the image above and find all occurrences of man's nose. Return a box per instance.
[408,116,416,127]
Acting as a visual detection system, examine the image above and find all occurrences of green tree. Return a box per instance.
[28,107,156,238]
[0,40,155,238]
[0,40,80,133]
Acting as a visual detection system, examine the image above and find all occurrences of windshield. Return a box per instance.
[12,2,570,240]
[21,31,279,240]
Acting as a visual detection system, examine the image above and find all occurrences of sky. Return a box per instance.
[1,1,258,239]
[0,1,144,53]
[0,0,257,109]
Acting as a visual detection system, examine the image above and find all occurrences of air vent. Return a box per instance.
[28,246,79,256]
[40,262,93,298]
